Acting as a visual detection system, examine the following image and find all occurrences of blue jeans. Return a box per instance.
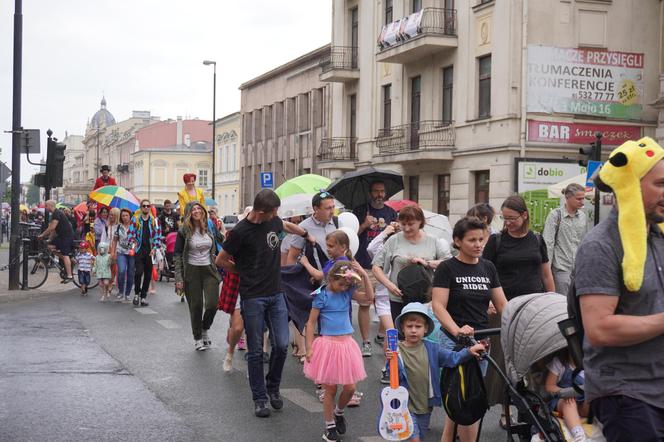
[241,293,289,403]
[116,253,135,296]
[409,412,432,441]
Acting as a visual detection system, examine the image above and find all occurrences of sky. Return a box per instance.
[0,0,331,181]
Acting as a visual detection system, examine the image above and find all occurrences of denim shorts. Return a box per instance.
[439,333,488,377]
[410,412,432,441]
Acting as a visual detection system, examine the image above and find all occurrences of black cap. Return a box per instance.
[100,165,111,172]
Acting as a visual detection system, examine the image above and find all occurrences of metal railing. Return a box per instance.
[378,8,457,51]
[376,120,454,154]
[318,137,358,162]
[319,46,358,72]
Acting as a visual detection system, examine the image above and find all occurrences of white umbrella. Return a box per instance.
[278,193,344,219]
[422,209,453,244]
[547,174,589,198]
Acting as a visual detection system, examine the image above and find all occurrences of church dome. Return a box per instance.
[90,96,116,128]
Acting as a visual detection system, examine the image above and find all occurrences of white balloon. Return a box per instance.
[338,227,360,256]
[338,212,360,233]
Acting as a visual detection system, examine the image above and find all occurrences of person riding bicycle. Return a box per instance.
[37,200,74,282]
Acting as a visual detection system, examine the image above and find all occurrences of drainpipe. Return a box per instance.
[519,0,529,158]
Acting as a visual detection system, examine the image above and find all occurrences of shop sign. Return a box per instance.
[527,120,641,145]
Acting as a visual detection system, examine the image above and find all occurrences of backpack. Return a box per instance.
[396,263,433,303]
[559,272,586,373]
[441,352,489,425]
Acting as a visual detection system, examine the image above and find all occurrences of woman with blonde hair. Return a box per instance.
[174,202,221,351]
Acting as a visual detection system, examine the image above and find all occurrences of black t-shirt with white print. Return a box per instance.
[433,257,501,331]
[222,216,284,300]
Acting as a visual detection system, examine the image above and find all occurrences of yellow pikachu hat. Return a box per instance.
[595,137,664,291]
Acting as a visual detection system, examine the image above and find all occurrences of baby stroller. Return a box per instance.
[483,292,605,442]
[159,232,177,282]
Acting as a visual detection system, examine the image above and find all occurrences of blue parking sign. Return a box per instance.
[260,172,274,189]
[586,161,603,188]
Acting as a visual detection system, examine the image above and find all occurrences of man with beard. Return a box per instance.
[574,137,664,441]
[159,199,180,236]
[352,181,398,357]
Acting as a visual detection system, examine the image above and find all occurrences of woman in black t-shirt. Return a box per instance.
[432,217,507,442]
[481,195,555,425]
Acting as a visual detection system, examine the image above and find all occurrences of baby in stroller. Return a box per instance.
[160,231,177,281]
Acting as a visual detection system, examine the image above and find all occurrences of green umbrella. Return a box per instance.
[274,174,331,199]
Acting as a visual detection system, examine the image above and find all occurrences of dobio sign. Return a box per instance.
[516,159,587,193]
[527,46,644,120]
[527,120,641,145]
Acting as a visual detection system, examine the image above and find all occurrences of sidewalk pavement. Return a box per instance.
[0,245,78,303]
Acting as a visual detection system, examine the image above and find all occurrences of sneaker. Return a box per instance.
[268,391,283,410]
[140,298,149,307]
[123,295,131,303]
[361,341,372,357]
[180,296,185,303]
[254,401,270,418]
[334,414,346,435]
[115,294,123,303]
[380,368,390,385]
[322,426,340,441]
[194,340,206,351]
[374,334,385,346]
[237,337,246,351]
[222,353,233,372]
[132,295,139,306]
[202,330,212,348]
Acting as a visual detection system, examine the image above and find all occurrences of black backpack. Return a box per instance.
[396,263,433,303]
[558,273,585,374]
[441,350,489,426]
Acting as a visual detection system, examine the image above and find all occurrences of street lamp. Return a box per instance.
[203,59,216,200]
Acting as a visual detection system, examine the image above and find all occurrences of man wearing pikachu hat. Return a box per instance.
[574,137,664,440]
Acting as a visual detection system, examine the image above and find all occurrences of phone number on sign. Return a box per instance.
[572,91,615,101]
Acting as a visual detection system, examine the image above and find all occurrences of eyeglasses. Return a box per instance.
[141,204,151,208]
[500,215,522,222]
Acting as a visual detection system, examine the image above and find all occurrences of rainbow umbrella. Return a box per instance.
[89,185,140,212]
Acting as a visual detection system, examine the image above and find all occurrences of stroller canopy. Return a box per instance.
[501,292,569,385]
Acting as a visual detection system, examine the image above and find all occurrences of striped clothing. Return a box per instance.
[76,251,94,272]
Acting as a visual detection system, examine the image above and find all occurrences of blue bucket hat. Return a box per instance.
[394,302,435,337]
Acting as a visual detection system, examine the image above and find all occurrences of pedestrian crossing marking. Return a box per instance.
[133,307,158,315]
[155,319,180,329]
[280,388,324,413]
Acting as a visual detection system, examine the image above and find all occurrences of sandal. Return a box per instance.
[347,391,363,407]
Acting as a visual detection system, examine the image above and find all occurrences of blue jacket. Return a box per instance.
[386,340,472,408]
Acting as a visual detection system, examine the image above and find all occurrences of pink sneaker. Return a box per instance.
[236,337,246,351]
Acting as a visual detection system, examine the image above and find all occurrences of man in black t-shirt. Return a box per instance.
[216,189,313,418]
[158,199,180,235]
[38,200,74,282]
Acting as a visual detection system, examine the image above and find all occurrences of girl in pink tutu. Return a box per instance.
[304,260,374,441]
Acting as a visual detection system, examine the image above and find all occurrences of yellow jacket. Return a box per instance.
[177,188,206,217]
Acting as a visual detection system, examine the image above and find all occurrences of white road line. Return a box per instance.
[133,307,158,315]
[280,388,324,413]
[155,319,181,329]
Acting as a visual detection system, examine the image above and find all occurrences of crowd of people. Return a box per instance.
[23,136,664,442]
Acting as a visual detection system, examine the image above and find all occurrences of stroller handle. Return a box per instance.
[473,328,500,339]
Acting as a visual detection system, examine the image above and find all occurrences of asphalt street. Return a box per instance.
[1,276,505,442]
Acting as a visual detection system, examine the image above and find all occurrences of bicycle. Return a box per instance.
[19,239,99,290]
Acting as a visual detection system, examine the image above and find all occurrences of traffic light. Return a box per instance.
[46,136,66,188]
[33,173,48,187]
[579,133,602,167]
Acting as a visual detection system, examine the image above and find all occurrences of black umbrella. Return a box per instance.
[326,167,404,209]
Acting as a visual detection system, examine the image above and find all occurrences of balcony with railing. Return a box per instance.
[375,120,454,162]
[376,8,457,64]
[318,137,358,168]
[319,46,360,83]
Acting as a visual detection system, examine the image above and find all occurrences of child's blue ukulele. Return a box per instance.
[378,328,414,440]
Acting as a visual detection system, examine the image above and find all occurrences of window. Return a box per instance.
[232,144,237,172]
[437,174,451,216]
[442,66,453,124]
[350,7,358,49]
[412,0,422,13]
[244,114,253,143]
[313,88,324,128]
[198,169,209,187]
[287,98,296,134]
[299,94,310,131]
[408,176,419,202]
[385,0,393,24]
[474,170,490,203]
[275,101,284,137]
[254,109,262,142]
[478,55,491,119]
[264,106,272,140]
[382,84,392,129]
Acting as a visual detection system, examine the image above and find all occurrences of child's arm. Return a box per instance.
[304,308,320,363]
[544,367,561,394]
[437,344,483,368]
[299,256,323,282]
[351,260,374,303]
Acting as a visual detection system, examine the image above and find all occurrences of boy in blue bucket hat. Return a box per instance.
[386,302,485,441]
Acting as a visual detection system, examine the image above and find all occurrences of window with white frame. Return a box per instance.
[198,169,209,187]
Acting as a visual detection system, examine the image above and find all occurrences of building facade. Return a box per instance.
[322,0,664,222]
[59,133,85,203]
[131,117,213,205]
[239,45,332,207]
[214,112,241,215]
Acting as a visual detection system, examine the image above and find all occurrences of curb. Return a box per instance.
[0,286,79,304]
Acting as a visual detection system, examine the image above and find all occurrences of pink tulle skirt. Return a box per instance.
[304,335,367,385]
